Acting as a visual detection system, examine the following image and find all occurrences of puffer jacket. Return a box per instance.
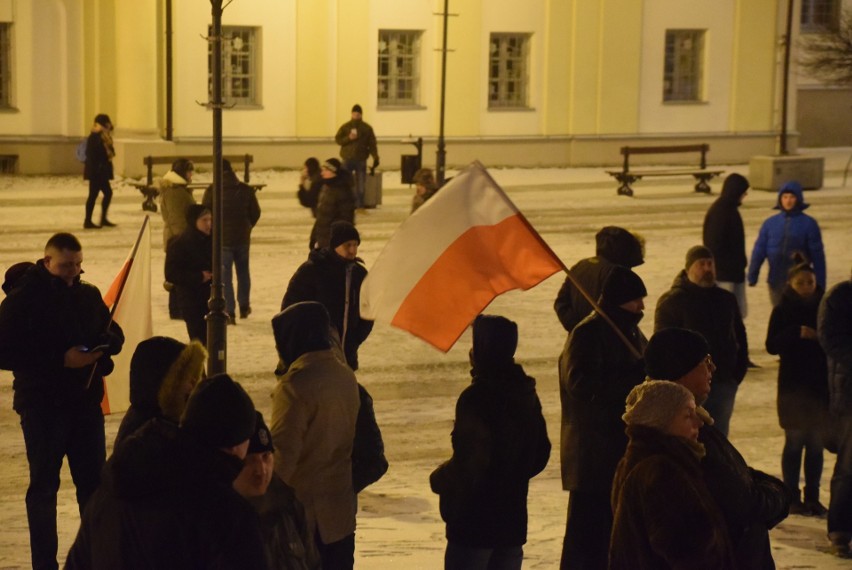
[201,170,261,248]
[819,280,852,416]
[159,171,196,250]
[748,181,826,290]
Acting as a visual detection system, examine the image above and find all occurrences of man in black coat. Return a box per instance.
[202,159,261,322]
[66,374,266,570]
[704,173,749,318]
[655,245,748,437]
[0,232,124,570]
[644,328,790,569]
[818,270,852,557]
[559,266,648,569]
[166,205,213,345]
[282,221,373,371]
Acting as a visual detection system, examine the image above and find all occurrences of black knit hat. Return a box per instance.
[685,245,714,270]
[645,328,710,380]
[248,411,274,454]
[472,314,518,369]
[180,374,256,449]
[601,266,647,306]
[322,158,342,173]
[185,204,211,227]
[352,104,363,114]
[330,221,360,250]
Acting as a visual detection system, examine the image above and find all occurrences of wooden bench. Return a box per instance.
[605,144,724,197]
[130,154,266,212]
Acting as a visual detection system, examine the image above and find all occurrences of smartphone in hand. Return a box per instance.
[80,344,110,353]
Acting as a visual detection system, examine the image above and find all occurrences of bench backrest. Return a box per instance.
[620,144,709,171]
[143,154,254,185]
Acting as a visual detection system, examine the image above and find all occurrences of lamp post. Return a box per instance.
[207,0,228,374]
[436,0,449,185]
[779,0,794,155]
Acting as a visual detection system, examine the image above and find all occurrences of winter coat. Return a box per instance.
[819,280,852,416]
[703,176,748,282]
[310,175,356,249]
[748,182,826,290]
[201,170,261,248]
[297,174,323,218]
[248,475,322,570]
[83,125,114,182]
[699,423,789,569]
[766,287,829,430]
[559,305,647,492]
[65,419,266,570]
[0,262,123,413]
[335,119,379,163]
[281,248,373,370]
[352,383,388,493]
[430,362,550,548]
[165,223,212,315]
[554,227,644,333]
[270,348,360,545]
[610,425,735,570]
[159,171,196,250]
[655,271,748,386]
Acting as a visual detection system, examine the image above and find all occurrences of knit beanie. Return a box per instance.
[248,411,274,454]
[623,380,695,431]
[685,245,714,270]
[2,261,35,294]
[323,158,342,173]
[352,104,363,114]
[645,328,709,381]
[471,314,518,369]
[601,266,647,306]
[129,336,188,407]
[171,158,194,181]
[180,374,256,449]
[185,204,211,227]
[330,221,361,250]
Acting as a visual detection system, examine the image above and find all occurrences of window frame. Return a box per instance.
[0,22,13,110]
[800,0,840,33]
[488,32,531,110]
[377,29,422,108]
[663,29,706,104]
[208,25,261,109]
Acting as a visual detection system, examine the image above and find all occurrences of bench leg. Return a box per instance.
[615,174,637,197]
[694,175,712,194]
[140,189,158,212]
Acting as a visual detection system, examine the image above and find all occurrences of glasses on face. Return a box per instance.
[704,354,716,373]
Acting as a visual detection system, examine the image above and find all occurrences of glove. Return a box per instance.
[97,331,123,356]
[95,356,115,377]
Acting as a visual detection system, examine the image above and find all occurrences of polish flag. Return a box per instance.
[361,161,563,351]
[101,216,153,414]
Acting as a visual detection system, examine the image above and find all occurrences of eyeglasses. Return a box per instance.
[704,354,716,372]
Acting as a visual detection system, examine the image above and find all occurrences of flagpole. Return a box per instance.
[86,216,150,389]
[475,162,643,360]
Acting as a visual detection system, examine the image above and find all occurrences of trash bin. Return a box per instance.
[401,154,421,184]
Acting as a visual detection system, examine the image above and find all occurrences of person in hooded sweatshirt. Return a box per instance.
[159,158,197,319]
[113,336,207,448]
[270,302,360,570]
[65,373,266,570]
[165,204,213,344]
[703,173,750,318]
[430,315,551,570]
[748,180,826,306]
[559,266,648,569]
[310,158,356,249]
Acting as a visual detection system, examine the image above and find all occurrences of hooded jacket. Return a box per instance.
[554,227,644,333]
[748,182,826,290]
[201,170,261,248]
[703,174,748,282]
[165,207,212,311]
[159,170,196,250]
[310,174,355,249]
[66,419,266,569]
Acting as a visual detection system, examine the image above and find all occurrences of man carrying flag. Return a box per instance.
[0,232,123,570]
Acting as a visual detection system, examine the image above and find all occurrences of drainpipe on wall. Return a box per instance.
[165,0,173,141]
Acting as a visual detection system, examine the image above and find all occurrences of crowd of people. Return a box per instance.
[1,118,851,569]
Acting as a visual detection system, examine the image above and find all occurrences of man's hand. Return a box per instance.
[64,346,102,369]
[800,325,817,340]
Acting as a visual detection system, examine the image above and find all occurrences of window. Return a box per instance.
[0,23,12,108]
[663,30,705,103]
[208,26,260,107]
[377,30,421,106]
[801,0,840,32]
[489,33,530,109]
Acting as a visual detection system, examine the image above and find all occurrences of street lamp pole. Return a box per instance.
[436,0,449,185]
[780,0,794,156]
[207,0,228,374]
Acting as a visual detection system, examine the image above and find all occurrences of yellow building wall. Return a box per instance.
[729,1,779,132]
[541,0,571,135]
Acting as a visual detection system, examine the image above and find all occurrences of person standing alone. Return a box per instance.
[83,114,116,229]
[335,104,379,209]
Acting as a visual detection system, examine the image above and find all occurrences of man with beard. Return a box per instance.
[559,266,648,569]
[655,246,748,437]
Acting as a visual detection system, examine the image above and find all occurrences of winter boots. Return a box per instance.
[789,487,828,517]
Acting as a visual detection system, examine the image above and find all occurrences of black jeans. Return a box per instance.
[316,531,355,570]
[560,489,612,570]
[20,404,105,570]
[85,177,113,222]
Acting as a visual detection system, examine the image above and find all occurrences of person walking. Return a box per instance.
[703,172,750,318]
[82,113,116,229]
[335,104,379,209]
[818,268,852,557]
[0,232,124,570]
[766,257,829,517]
[202,159,261,323]
[310,159,356,250]
[559,266,648,569]
[748,180,826,306]
[430,315,551,570]
[159,158,196,319]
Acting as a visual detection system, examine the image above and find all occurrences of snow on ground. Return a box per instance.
[1,149,852,568]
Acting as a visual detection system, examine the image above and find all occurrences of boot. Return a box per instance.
[829,532,852,558]
[100,215,117,227]
[804,486,828,517]
[83,219,101,229]
[788,488,809,515]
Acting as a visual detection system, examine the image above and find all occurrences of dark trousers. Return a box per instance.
[560,489,612,570]
[20,404,105,570]
[782,428,824,496]
[316,531,355,570]
[343,159,366,208]
[445,542,523,570]
[183,302,208,346]
[704,380,738,437]
[829,415,852,536]
[222,244,251,316]
[85,177,113,222]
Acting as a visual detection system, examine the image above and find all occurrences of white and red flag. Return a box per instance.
[361,161,563,351]
[100,216,153,414]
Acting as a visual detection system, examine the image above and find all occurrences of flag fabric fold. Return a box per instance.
[101,216,153,414]
[361,161,563,352]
